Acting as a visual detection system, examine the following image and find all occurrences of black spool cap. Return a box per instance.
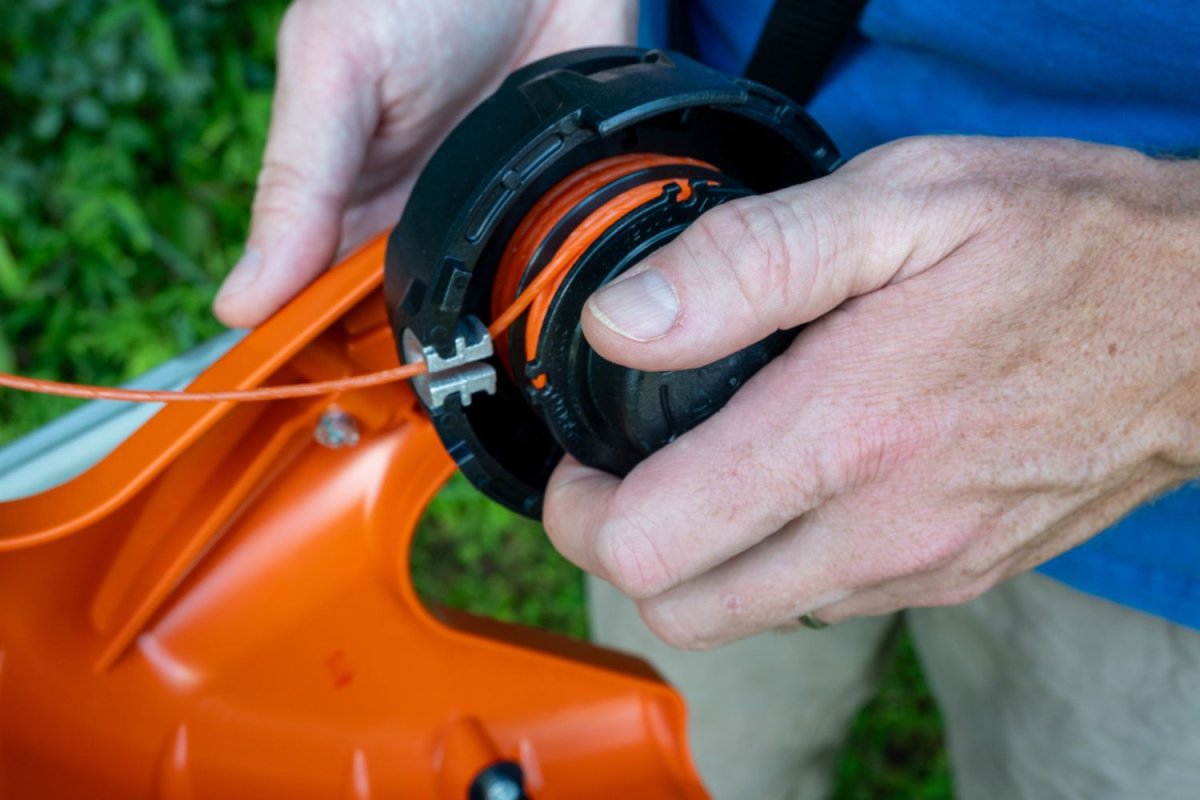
[525,177,797,477]
[386,47,840,518]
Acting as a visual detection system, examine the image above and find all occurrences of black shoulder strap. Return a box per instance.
[744,0,868,105]
[667,0,698,56]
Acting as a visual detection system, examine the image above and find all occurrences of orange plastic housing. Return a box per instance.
[0,235,707,799]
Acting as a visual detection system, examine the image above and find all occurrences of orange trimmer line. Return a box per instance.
[490,154,718,388]
[0,363,428,403]
[519,181,691,389]
[0,154,715,405]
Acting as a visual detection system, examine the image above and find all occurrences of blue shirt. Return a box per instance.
[641,0,1200,629]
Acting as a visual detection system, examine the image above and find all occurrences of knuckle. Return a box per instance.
[830,409,932,490]
[871,136,966,180]
[880,135,945,163]
[778,197,841,310]
[252,159,341,221]
[849,136,986,219]
[716,429,826,534]
[896,529,969,577]
[762,410,863,513]
[638,599,709,650]
[689,197,792,315]
[591,520,676,599]
[890,499,1013,582]
[771,439,837,516]
[257,155,312,190]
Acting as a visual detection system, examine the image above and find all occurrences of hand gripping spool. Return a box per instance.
[386,47,840,517]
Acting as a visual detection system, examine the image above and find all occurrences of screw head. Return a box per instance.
[471,763,525,800]
[314,410,360,449]
[484,780,521,800]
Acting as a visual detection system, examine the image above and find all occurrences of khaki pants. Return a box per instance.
[589,572,1200,800]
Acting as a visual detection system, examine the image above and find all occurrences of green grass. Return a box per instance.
[412,472,588,639]
[834,633,952,799]
[0,3,950,796]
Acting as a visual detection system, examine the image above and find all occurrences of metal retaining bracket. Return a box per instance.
[401,317,497,410]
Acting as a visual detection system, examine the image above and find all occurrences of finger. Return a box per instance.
[631,511,858,649]
[581,137,986,371]
[214,2,379,328]
[643,447,1179,649]
[630,474,929,648]
[630,477,953,648]
[541,331,874,600]
[542,455,621,571]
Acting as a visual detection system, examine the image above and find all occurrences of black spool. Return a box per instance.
[386,47,840,517]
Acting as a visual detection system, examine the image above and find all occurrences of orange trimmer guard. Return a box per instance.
[0,235,707,799]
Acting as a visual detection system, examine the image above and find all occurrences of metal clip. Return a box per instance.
[401,317,497,410]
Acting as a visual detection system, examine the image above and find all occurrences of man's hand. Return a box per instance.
[214,0,635,327]
[544,136,1200,648]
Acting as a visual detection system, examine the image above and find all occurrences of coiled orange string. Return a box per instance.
[490,153,717,388]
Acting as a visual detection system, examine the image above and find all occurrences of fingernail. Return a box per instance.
[216,246,263,301]
[587,267,679,341]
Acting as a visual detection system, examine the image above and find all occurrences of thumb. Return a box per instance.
[580,158,977,371]
[214,10,377,328]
